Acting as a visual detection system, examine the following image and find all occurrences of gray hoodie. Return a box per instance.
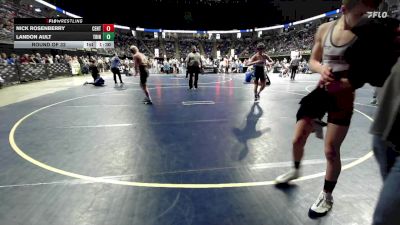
[370,57,400,146]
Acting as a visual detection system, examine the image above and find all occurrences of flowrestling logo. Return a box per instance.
[367,11,388,18]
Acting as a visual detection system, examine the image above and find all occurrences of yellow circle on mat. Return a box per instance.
[8,89,374,188]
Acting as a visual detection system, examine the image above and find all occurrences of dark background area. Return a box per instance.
[49,0,342,30]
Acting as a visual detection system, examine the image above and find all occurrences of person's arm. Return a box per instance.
[185,55,190,68]
[246,54,261,66]
[133,55,140,75]
[309,23,334,85]
[264,53,274,64]
[185,54,190,64]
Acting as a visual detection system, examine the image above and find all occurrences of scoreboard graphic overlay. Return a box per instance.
[14,18,115,49]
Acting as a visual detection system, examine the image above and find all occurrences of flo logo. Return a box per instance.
[367,11,388,18]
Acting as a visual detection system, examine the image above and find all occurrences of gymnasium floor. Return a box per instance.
[0,72,381,225]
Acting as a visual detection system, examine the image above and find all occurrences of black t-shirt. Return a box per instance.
[89,65,99,78]
[344,17,399,89]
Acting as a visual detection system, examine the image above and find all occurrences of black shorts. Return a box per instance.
[139,65,149,85]
[188,66,200,74]
[254,66,266,81]
[111,67,120,75]
[296,87,354,126]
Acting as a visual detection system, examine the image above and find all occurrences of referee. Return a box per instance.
[185,46,203,90]
[110,53,123,85]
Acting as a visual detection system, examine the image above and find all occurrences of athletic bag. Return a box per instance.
[245,71,253,82]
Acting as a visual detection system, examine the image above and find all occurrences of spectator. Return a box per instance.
[0,53,7,65]
[7,53,16,65]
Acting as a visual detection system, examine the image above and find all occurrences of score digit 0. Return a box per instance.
[102,32,115,41]
[102,24,114,32]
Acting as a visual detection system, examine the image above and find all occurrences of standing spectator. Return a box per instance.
[105,57,110,71]
[224,57,229,73]
[110,53,123,85]
[163,59,170,74]
[98,57,104,73]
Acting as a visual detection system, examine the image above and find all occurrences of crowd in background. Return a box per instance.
[0,52,76,65]
[0,52,123,75]
[0,0,59,41]
[0,0,322,78]
[109,27,317,60]
[179,39,199,56]
[1,0,399,61]
[164,41,175,58]
[1,0,319,62]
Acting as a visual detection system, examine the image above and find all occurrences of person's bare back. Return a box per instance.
[133,52,148,67]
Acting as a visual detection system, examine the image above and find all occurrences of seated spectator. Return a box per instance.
[19,54,29,64]
[0,53,7,65]
[7,53,16,65]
